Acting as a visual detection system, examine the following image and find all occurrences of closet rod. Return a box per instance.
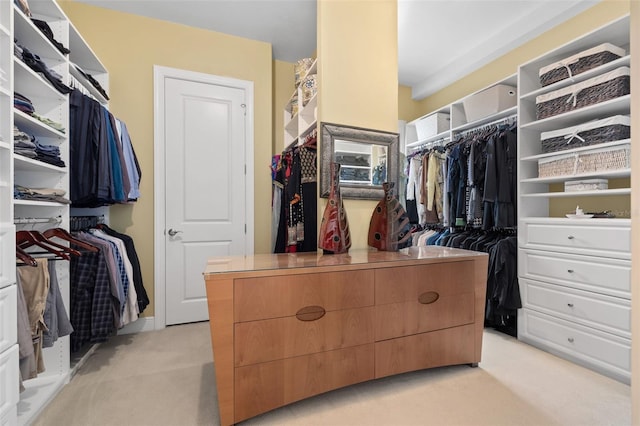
[14,216,63,224]
[410,136,450,153]
[454,113,518,137]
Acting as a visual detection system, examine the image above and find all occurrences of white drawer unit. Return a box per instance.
[0,286,16,354]
[520,250,630,298]
[520,220,630,260]
[0,345,19,422]
[519,310,630,384]
[521,278,630,338]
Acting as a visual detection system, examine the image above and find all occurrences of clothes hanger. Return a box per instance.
[16,246,37,266]
[43,228,99,253]
[16,230,73,260]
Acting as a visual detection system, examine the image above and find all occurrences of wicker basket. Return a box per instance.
[536,67,630,120]
[540,115,630,153]
[539,43,625,87]
[538,143,630,178]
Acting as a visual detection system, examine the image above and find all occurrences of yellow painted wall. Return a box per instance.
[59,2,274,316]
[273,60,295,153]
[398,84,422,122]
[317,0,398,250]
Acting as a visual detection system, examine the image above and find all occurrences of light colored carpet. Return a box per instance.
[33,323,630,426]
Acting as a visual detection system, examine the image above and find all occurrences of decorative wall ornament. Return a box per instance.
[368,182,412,251]
[318,163,351,254]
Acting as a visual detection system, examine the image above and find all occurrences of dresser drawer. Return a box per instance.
[234,270,374,322]
[0,345,19,421]
[235,344,374,423]
[375,261,474,304]
[0,286,17,354]
[520,250,630,298]
[234,306,374,366]
[521,221,630,259]
[519,310,630,382]
[521,279,630,339]
[375,291,474,341]
[375,324,475,378]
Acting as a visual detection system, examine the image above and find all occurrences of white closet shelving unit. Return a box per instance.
[283,58,317,150]
[0,1,19,424]
[405,74,518,155]
[517,15,631,383]
[0,1,109,423]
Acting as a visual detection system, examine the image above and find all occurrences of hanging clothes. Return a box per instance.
[69,89,142,207]
[272,131,317,253]
[68,220,148,352]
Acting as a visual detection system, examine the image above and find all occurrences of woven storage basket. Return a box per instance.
[538,143,630,178]
[540,115,630,153]
[536,67,630,120]
[539,43,625,87]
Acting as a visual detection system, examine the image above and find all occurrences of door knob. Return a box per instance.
[167,228,183,237]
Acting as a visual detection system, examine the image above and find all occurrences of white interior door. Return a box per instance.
[160,71,251,325]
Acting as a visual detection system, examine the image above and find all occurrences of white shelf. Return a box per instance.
[406,129,450,150]
[0,141,9,150]
[13,6,66,63]
[68,23,107,74]
[17,374,68,425]
[14,57,68,102]
[14,199,68,207]
[14,109,66,140]
[520,55,631,101]
[520,95,630,132]
[521,139,631,161]
[0,23,9,37]
[520,188,630,198]
[282,57,317,150]
[14,155,66,173]
[69,64,108,104]
[0,86,10,97]
[521,216,631,225]
[521,169,630,184]
[452,105,517,133]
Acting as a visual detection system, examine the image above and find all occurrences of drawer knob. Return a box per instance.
[567,235,575,240]
[296,305,326,322]
[418,291,440,305]
[567,303,574,308]
[568,337,575,343]
[567,269,574,273]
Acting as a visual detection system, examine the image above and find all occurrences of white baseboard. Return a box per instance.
[118,316,156,335]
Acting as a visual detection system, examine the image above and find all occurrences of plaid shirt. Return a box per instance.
[70,242,115,352]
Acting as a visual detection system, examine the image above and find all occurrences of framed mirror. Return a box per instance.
[320,122,399,200]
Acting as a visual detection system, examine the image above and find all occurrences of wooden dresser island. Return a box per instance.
[204,246,488,425]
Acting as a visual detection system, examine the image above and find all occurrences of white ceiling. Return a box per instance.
[75,0,600,100]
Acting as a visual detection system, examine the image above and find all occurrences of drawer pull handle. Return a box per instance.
[567,269,574,273]
[418,291,440,305]
[567,235,575,240]
[568,337,575,343]
[296,305,326,322]
[567,303,574,308]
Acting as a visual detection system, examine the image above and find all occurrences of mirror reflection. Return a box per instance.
[334,140,388,185]
[320,122,399,200]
